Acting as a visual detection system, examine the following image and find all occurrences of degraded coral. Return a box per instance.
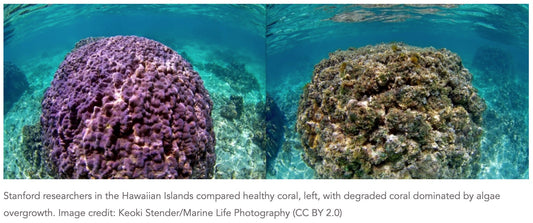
[20,123,50,178]
[297,43,485,179]
[41,36,215,179]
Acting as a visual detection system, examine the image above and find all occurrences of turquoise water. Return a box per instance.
[266,4,528,179]
[3,4,267,179]
[3,4,529,179]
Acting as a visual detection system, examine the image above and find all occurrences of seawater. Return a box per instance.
[3,4,267,179]
[266,4,528,179]
[3,4,529,179]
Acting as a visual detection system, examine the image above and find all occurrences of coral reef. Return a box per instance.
[4,61,29,114]
[220,95,243,120]
[20,123,51,178]
[212,94,266,179]
[40,35,215,179]
[3,58,57,179]
[202,61,260,93]
[297,43,485,179]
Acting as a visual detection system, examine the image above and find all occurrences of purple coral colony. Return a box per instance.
[41,36,215,179]
[297,43,486,179]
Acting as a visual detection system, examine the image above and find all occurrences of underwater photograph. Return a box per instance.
[266,4,528,179]
[3,4,267,179]
[3,4,529,179]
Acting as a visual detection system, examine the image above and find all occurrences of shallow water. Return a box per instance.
[266,4,528,179]
[3,4,529,179]
[3,4,267,179]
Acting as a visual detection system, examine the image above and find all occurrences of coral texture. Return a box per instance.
[41,35,215,179]
[297,43,485,179]
[20,123,49,178]
[220,95,243,120]
[4,61,29,114]
[203,62,259,93]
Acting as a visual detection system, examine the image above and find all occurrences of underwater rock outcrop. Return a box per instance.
[203,61,260,93]
[4,61,29,114]
[20,123,51,178]
[297,43,485,179]
[41,35,215,179]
